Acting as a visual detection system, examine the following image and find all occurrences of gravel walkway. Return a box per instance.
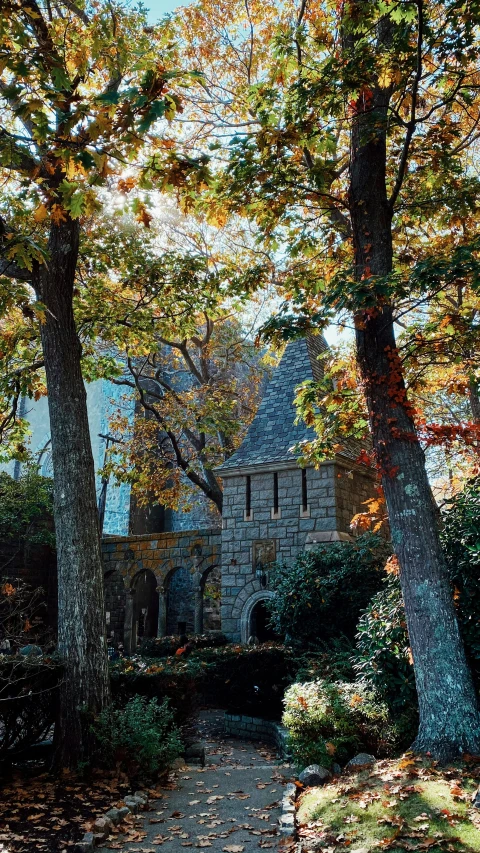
[98,710,290,852]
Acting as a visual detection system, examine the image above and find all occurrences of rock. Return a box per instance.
[124,796,139,813]
[283,782,297,801]
[184,742,206,766]
[134,790,148,804]
[92,816,113,841]
[105,807,122,824]
[118,806,130,820]
[332,763,342,775]
[74,832,94,853]
[298,764,331,786]
[346,753,376,769]
[279,811,295,835]
[472,786,480,808]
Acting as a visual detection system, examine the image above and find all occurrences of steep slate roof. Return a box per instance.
[217,335,329,473]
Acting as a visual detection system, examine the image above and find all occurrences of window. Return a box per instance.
[302,468,308,512]
[271,472,281,519]
[300,468,310,517]
[245,475,252,520]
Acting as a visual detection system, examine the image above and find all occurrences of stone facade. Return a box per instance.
[219,461,375,641]
[7,336,376,647]
[99,335,377,646]
[216,335,376,642]
[101,528,221,652]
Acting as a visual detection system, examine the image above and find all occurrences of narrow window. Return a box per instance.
[246,475,251,516]
[302,468,308,512]
[273,472,279,514]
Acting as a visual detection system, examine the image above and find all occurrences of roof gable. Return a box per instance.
[217,335,328,473]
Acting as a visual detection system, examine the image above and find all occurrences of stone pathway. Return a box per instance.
[98,710,290,852]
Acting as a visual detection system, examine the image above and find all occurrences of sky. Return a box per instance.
[145,0,188,19]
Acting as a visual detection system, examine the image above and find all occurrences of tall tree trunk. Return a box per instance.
[468,376,480,424]
[35,216,110,768]
[350,89,480,760]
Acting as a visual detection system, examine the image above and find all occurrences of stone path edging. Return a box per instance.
[74,789,149,852]
[279,781,297,839]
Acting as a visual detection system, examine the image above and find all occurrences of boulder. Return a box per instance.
[332,763,342,775]
[298,764,331,786]
[346,753,376,769]
[184,742,206,766]
[124,796,139,813]
[93,816,113,841]
[74,832,94,853]
[134,790,148,804]
[118,806,131,819]
[472,786,480,808]
[105,807,122,824]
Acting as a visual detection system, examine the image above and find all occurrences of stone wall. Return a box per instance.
[101,528,221,652]
[224,713,290,758]
[220,461,376,642]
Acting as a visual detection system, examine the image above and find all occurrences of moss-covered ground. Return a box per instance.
[296,754,480,852]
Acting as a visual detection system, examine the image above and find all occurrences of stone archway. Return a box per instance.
[200,565,221,633]
[240,590,276,644]
[165,567,195,636]
[130,569,159,649]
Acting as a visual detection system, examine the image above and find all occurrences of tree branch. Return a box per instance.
[389,0,424,211]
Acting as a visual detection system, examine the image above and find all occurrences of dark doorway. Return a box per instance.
[250,599,278,643]
[166,567,195,635]
[132,569,159,645]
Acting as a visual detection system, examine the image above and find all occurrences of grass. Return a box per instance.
[296,755,480,852]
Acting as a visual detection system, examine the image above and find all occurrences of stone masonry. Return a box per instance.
[101,529,221,653]
[216,335,376,642]
[100,335,376,646]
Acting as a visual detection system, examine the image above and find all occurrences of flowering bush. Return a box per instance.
[283,679,400,769]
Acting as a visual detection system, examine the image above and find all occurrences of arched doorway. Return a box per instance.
[201,565,221,633]
[131,569,159,647]
[250,599,278,643]
[240,590,277,643]
[166,567,194,635]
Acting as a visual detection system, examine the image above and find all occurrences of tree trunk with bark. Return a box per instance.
[468,376,480,424]
[349,86,480,760]
[34,217,110,768]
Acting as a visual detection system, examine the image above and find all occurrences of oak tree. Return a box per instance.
[0,0,186,765]
[167,0,480,758]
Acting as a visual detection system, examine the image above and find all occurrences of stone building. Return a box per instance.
[101,335,376,648]
[216,336,376,642]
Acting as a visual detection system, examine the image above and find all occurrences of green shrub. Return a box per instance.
[267,534,389,645]
[282,679,405,770]
[354,575,416,713]
[355,479,480,713]
[111,644,297,721]
[138,631,228,658]
[441,476,480,668]
[0,470,54,547]
[91,695,182,775]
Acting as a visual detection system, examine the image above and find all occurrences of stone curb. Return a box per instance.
[279,781,297,839]
[73,789,149,852]
[224,713,291,760]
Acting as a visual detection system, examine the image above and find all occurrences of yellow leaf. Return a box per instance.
[33,204,48,223]
[51,204,67,225]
